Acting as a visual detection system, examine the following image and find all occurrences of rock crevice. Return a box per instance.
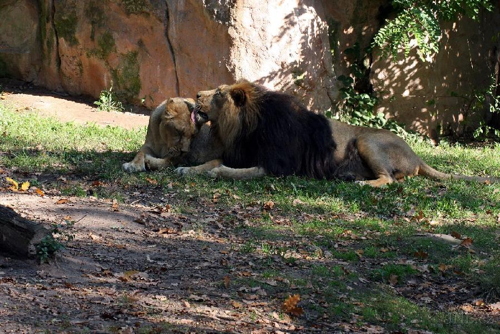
[164,2,180,97]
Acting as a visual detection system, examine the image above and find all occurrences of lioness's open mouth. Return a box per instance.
[192,105,209,124]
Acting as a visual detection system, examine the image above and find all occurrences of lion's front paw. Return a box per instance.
[122,161,145,173]
[175,166,192,176]
[355,180,367,186]
[206,167,221,178]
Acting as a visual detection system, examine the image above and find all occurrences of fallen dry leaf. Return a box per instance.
[20,181,30,191]
[91,180,102,187]
[146,177,158,185]
[460,237,473,248]
[355,249,364,258]
[451,231,462,239]
[263,200,275,210]
[223,275,231,289]
[389,274,398,286]
[118,270,140,282]
[213,192,221,203]
[414,250,428,259]
[282,294,303,316]
[474,299,485,306]
[112,199,119,211]
[34,187,45,197]
[415,210,424,221]
[56,198,69,204]
[438,263,449,272]
[6,177,18,191]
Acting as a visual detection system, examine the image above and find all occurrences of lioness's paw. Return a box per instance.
[355,180,367,186]
[122,162,145,173]
[175,166,191,176]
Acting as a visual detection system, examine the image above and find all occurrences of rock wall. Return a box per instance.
[0,0,499,137]
[371,10,500,138]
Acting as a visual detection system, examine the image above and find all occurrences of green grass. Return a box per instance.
[0,105,145,178]
[1,102,500,332]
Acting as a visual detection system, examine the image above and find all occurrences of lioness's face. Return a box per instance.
[193,84,231,125]
[162,97,196,151]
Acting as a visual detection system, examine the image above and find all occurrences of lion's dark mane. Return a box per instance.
[222,85,338,179]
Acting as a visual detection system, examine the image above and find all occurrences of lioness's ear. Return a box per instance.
[184,99,195,112]
[230,88,247,107]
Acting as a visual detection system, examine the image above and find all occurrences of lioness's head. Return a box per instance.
[193,80,262,145]
[164,97,195,121]
[162,97,197,154]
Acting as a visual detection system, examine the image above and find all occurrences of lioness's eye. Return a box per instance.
[215,89,222,97]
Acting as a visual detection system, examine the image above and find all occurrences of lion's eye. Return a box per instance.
[215,90,222,97]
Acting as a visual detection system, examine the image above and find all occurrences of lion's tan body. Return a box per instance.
[177,80,497,187]
[329,120,443,186]
[123,97,223,173]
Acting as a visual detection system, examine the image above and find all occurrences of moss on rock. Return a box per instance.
[112,51,142,103]
[97,32,116,59]
[85,1,106,41]
[54,5,79,46]
[122,0,148,16]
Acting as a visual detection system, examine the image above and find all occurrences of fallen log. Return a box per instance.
[0,205,50,258]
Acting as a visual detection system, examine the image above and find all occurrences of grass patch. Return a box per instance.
[358,289,500,333]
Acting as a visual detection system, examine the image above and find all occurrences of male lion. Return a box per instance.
[123,97,223,173]
[176,79,497,187]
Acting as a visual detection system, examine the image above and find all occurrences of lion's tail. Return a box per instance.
[419,162,498,184]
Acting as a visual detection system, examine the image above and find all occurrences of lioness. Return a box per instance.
[177,79,498,187]
[123,97,223,173]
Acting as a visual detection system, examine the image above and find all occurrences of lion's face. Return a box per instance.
[194,80,261,146]
[193,84,230,125]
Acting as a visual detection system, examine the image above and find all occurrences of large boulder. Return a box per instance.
[0,0,337,110]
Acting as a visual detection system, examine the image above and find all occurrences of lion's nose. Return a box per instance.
[196,93,201,100]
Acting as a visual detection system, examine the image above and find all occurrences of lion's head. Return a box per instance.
[193,80,263,146]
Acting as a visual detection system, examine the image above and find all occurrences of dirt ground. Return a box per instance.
[0,79,149,130]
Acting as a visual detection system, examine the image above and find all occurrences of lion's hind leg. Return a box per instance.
[355,137,396,187]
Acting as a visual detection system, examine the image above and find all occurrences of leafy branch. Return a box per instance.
[373,0,494,61]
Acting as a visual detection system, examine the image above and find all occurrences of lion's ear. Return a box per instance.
[230,88,247,107]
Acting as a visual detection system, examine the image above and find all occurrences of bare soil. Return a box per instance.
[0,79,149,130]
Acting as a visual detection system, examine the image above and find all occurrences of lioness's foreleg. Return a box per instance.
[144,155,174,170]
[207,165,266,180]
[175,159,223,176]
[123,149,148,173]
